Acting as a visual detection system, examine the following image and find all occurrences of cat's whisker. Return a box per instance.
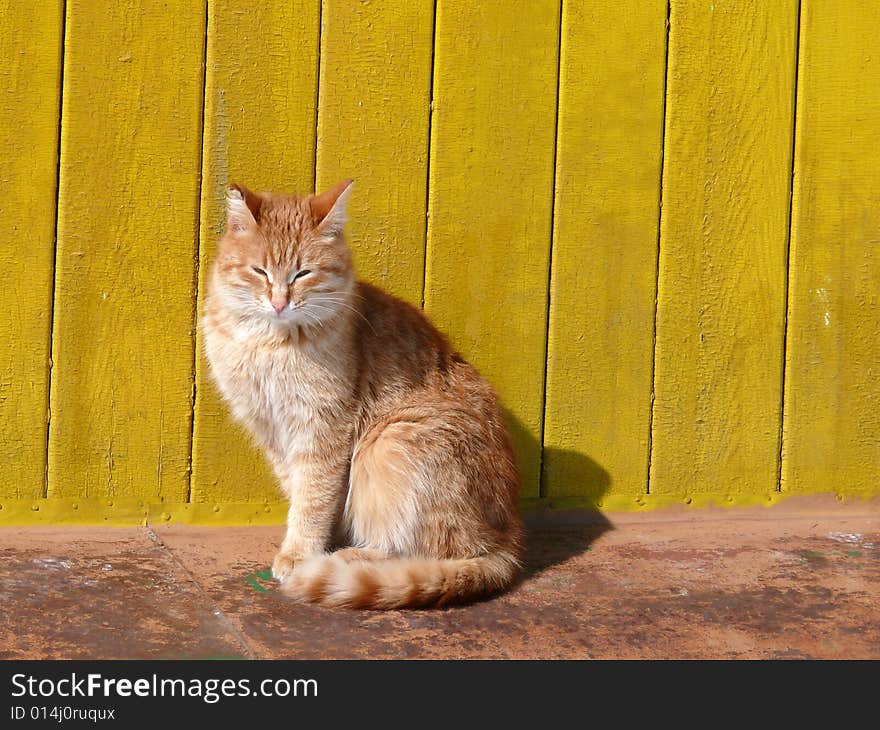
[310,287,366,302]
[310,298,377,336]
[299,308,329,331]
[302,302,339,318]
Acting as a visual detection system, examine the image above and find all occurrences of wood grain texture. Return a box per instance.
[781,0,880,497]
[649,0,798,497]
[425,0,560,497]
[5,0,880,522]
[191,1,321,504]
[0,2,63,499]
[542,1,667,501]
[315,0,434,306]
[48,1,205,500]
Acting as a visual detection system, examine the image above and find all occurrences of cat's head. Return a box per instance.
[211,179,355,332]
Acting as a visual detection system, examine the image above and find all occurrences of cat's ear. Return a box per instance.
[226,184,262,233]
[310,179,353,235]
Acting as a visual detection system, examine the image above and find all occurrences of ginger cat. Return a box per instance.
[201,180,523,608]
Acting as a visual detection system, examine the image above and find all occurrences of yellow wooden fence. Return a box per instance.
[1,1,878,525]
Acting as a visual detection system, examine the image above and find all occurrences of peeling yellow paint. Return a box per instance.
[542,1,667,501]
[0,2,63,500]
[47,0,205,501]
[425,1,560,497]
[1,2,878,525]
[315,1,434,307]
[650,0,799,498]
[1,488,875,527]
[781,0,880,496]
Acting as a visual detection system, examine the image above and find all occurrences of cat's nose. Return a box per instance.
[271,299,288,314]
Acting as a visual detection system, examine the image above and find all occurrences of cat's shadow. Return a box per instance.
[505,411,614,580]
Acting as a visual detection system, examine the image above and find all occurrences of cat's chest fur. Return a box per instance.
[203,318,354,460]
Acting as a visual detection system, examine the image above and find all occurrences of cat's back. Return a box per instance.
[354,281,500,410]
[354,280,454,378]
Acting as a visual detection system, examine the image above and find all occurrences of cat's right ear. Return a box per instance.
[310,179,354,236]
[226,184,262,234]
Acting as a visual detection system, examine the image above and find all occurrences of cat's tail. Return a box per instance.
[280,550,521,609]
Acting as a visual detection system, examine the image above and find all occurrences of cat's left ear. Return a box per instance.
[310,179,353,235]
[226,183,262,234]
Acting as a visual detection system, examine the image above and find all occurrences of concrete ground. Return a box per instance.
[1,496,877,659]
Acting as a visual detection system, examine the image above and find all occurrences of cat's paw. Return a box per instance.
[271,551,298,581]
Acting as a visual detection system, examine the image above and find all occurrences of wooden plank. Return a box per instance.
[781,0,880,497]
[315,0,434,306]
[0,2,63,499]
[191,1,321,505]
[48,1,205,500]
[425,1,560,497]
[649,1,798,498]
[542,1,667,502]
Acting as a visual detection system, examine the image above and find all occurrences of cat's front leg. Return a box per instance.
[271,454,350,581]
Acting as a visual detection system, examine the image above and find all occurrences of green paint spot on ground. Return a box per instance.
[245,568,274,593]
[802,550,825,559]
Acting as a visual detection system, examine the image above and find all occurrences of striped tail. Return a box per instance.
[280,550,521,609]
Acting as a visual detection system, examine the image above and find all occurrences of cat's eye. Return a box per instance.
[293,269,312,281]
[252,266,268,278]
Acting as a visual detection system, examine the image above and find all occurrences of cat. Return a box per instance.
[201,179,524,608]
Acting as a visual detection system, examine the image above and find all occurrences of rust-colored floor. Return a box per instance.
[1,496,877,659]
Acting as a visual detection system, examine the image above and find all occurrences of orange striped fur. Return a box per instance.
[201,181,524,609]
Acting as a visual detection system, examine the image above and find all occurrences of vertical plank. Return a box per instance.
[542,1,667,502]
[48,1,205,500]
[425,1,560,497]
[0,2,63,499]
[649,1,798,499]
[782,1,880,497]
[191,1,321,504]
[315,0,434,306]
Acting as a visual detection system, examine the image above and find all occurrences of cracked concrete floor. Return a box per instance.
[1,496,877,659]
